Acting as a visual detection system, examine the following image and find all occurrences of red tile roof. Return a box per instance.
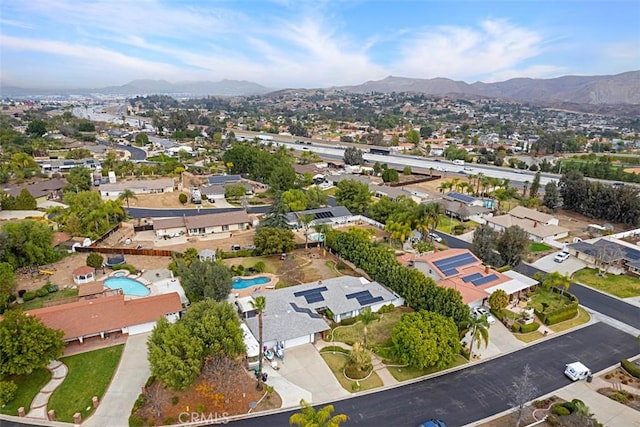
[27,293,182,341]
[72,266,95,276]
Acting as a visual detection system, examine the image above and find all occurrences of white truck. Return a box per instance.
[453,159,465,166]
[564,362,591,381]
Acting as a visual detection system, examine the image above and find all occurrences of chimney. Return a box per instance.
[534,222,537,228]
[485,265,490,274]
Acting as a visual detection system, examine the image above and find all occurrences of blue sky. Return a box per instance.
[1,0,639,89]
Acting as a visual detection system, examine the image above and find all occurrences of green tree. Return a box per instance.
[0,380,18,407]
[289,399,348,427]
[0,310,64,376]
[300,213,316,249]
[147,317,203,391]
[182,247,199,266]
[496,226,530,267]
[470,224,502,266]
[250,296,267,390]
[177,259,232,303]
[391,310,461,370]
[402,166,412,175]
[542,271,571,297]
[85,252,104,272]
[381,168,399,183]
[179,193,188,204]
[26,120,47,137]
[282,189,309,212]
[134,133,149,146]
[0,220,57,268]
[358,307,380,349]
[14,189,37,210]
[0,262,16,313]
[335,179,370,215]
[64,167,92,193]
[488,289,509,312]
[405,129,420,145]
[117,189,137,208]
[529,171,541,199]
[305,186,328,209]
[543,181,562,211]
[254,227,296,255]
[343,147,364,165]
[261,192,290,228]
[268,164,296,192]
[183,300,245,358]
[467,314,489,360]
[225,184,246,198]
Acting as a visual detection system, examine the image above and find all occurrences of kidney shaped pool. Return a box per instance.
[104,277,150,296]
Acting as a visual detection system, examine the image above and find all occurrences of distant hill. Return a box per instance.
[0,79,271,98]
[335,71,640,105]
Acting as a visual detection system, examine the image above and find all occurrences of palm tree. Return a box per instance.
[300,213,316,249]
[542,271,571,298]
[425,202,443,233]
[118,189,137,208]
[250,296,267,391]
[437,181,452,194]
[289,399,348,427]
[468,314,490,360]
[385,220,411,244]
[358,307,380,348]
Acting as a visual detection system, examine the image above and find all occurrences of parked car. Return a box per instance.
[428,232,443,243]
[231,244,241,251]
[418,419,446,427]
[473,307,496,324]
[564,361,591,381]
[554,251,570,263]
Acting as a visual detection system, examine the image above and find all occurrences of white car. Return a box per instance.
[554,251,570,263]
[473,307,496,324]
[428,232,443,243]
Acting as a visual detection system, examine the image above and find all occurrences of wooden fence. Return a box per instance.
[75,246,176,257]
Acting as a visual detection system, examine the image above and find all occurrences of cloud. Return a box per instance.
[390,19,547,81]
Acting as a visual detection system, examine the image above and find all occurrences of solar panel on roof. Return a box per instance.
[294,286,328,297]
[290,303,322,318]
[346,290,371,299]
[441,268,458,277]
[314,211,335,220]
[462,273,483,283]
[471,274,498,286]
[358,296,384,306]
[305,294,325,304]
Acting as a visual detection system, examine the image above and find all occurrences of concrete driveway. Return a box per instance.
[268,344,349,404]
[531,252,586,275]
[469,321,525,360]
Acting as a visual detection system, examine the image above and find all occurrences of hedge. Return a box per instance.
[22,291,36,301]
[520,321,541,333]
[621,359,640,379]
[536,308,578,325]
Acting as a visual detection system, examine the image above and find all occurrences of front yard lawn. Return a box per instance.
[529,242,552,252]
[331,307,412,348]
[0,368,51,416]
[526,288,572,312]
[48,345,124,422]
[549,307,591,333]
[320,352,383,392]
[572,268,640,298]
[435,215,462,233]
[387,355,467,382]
[514,331,545,343]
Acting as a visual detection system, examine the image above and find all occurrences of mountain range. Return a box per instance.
[1,71,639,107]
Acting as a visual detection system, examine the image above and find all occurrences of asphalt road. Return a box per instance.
[568,283,640,330]
[126,205,270,218]
[117,143,147,161]
[434,231,471,249]
[232,323,638,427]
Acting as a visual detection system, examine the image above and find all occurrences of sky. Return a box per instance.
[1,0,639,89]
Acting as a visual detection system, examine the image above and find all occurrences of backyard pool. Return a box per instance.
[308,232,325,242]
[232,276,271,290]
[104,277,150,296]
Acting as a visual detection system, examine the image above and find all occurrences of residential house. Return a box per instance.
[4,178,66,203]
[152,210,251,238]
[436,198,490,222]
[27,293,182,343]
[242,276,403,349]
[397,249,537,307]
[370,184,420,203]
[99,178,175,199]
[484,206,569,243]
[207,174,242,185]
[569,237,640,275]
[285,206,353,229]
[444,192,491,208]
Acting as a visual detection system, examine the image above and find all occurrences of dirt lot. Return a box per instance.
[126,191,191,209]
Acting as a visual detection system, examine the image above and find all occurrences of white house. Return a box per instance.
[484,206,569,243]
[99,178,175,199]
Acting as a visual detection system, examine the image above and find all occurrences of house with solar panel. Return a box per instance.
[285,206,354,229]
[444,191,494,209]
[569,237,640,275]
[397,249,538,307]
[241,276,403,349]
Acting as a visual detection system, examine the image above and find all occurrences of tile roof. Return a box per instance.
[486,215,569,238]
[72,266,95,276]
[77,281,106,297]
[27,293,182,341]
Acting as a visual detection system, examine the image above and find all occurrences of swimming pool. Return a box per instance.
[113,271,127,277]
[104,277,150,296]
[232,276,271,290]
[308,232,325,242]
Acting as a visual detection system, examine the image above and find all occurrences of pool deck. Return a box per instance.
[232,273,279,298]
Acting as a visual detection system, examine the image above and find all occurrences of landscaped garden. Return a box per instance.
[572,268,640,298]
[18,287,79,311]
[529,242,551,252]
[387,355,467,381]
[0,368,51,416]
[319,347,383,393]
[48,345,124,422]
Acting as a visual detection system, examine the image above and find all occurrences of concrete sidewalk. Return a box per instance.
[84,333,151,427]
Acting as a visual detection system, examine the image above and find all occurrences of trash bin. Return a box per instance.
[586,375,593,383]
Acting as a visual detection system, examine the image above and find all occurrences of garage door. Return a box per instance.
[128,321,156,335]
[285,335,312,348]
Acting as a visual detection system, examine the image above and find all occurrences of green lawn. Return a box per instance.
[514,331,545,343]
[549,307,591,333]
[320,352,383,392]
[526,288,572,312]
[572,268,640,298]
[322,187,337,196]
[387,355,467,382]
[331,308,411,348]
[19,288,79,311]
[435,214,462,233]
[48,345,124,422]
[529,242,552,253]
[223,256,280,274]
[0,368,51,416]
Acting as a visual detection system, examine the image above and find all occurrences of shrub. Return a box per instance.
[145,376,155,388]
[171,396,179,406]
[340,317,358,326]
[560,400,576,414]
[551,404,570,416]
[378,304,395,314]
[179,193,188,204]
[253,261,266,273]
[453,224,465,235]
[22,291,36,301]
[519,321,541,333]
[0,380,18,406]
[532,399,546,409]
[164,417,175,425]
[132,394,146,411]
[36,287,49,298]
[621,359,640,379]
[511,323,521,332]
[114,264,137,274]
[610,391,629,404]
[128,415,145,427]
[336,262,346,270]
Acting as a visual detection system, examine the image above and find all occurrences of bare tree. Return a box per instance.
[145,380,167,418]
[200,354,243,404]
[510,364,539,427]
[594,242,625,277]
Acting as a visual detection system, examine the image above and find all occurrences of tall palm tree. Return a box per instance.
[542,271,571,298]
[476,172,484,195]
[118,189,137,208]
[250,296,267,391]
[468,314,490,360]
[289,399,348,427]
[425,202,443,233]
[385,220,411,244]
[437,181,452,194]
[358,307,380,349]
[300,213,316,249]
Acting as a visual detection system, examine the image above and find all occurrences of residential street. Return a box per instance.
[232,322,639,427]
